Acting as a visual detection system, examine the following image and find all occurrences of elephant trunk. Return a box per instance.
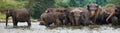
[106,8,115,22]
[75,16,80,25]
[6,14,9,26]
[90,10,95,16]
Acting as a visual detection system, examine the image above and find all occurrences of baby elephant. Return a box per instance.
[6,8,31,27]
[40,12,67,26]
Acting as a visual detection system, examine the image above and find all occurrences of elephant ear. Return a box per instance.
[7,9,14,15]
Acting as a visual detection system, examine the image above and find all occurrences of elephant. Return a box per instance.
[87,3,118,25]
[104,5,120,25]
[87,3,109,24]
[64,7,93,26]
[40,12,67,26]
[44,8,68,25]
[6,8,31,27]
[104,7,118,25]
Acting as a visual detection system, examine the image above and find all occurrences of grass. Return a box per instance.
[0,14,6,20]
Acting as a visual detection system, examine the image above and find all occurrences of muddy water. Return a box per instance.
[0,22,120,33]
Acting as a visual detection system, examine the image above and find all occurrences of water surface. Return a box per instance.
[0,22,120,33]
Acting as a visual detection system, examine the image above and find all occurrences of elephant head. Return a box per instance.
[68,8,85,25]
[87,3,104,24]
[87,3,100,16]
[6,9,14,26]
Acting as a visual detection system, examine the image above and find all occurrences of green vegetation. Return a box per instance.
[0,0,120,19]
[0,0,28,13]
[0,14,12,20]
[0,14,6,19]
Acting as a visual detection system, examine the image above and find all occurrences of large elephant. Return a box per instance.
[87,3,108,24]
[105,5,120,25]
[6,8,31,27]
[40,12,67,26]
[104,7,118,25]
[87,3,118,25]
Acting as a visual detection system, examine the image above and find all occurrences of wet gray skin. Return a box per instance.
[0,22,120,33]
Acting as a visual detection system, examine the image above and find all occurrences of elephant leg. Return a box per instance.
[56,19,62,26]
[64,19,69,25]
[66,17,70,25]
[13,21,18,26]
[27,19,31,27]
[60,19,64,25]
[12,18,18,27]
[44,22,49,27]
[62,20,66,25]
[111,16,118,25]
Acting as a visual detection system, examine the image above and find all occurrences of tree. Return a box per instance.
[96,0,108,6]
[0,0,27,13]
[27,0,55,19]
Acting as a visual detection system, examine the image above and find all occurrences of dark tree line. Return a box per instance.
[0,0,120,19]
[27,0,110,19]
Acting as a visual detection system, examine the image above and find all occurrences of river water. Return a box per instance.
[0,22,120,33]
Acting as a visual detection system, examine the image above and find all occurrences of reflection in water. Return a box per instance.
[0,22,120,33]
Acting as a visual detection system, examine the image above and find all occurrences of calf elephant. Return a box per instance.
[6,8,31,27]
[40,12,67,26]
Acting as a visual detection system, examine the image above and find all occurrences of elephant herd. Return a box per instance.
[5,3,120,27]
[40,4,120,26]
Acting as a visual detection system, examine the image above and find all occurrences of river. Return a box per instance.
[0,22,120,33]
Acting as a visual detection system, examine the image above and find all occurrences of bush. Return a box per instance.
[0,0,28,13]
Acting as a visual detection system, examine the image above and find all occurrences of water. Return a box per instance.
[0,22,120,33]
